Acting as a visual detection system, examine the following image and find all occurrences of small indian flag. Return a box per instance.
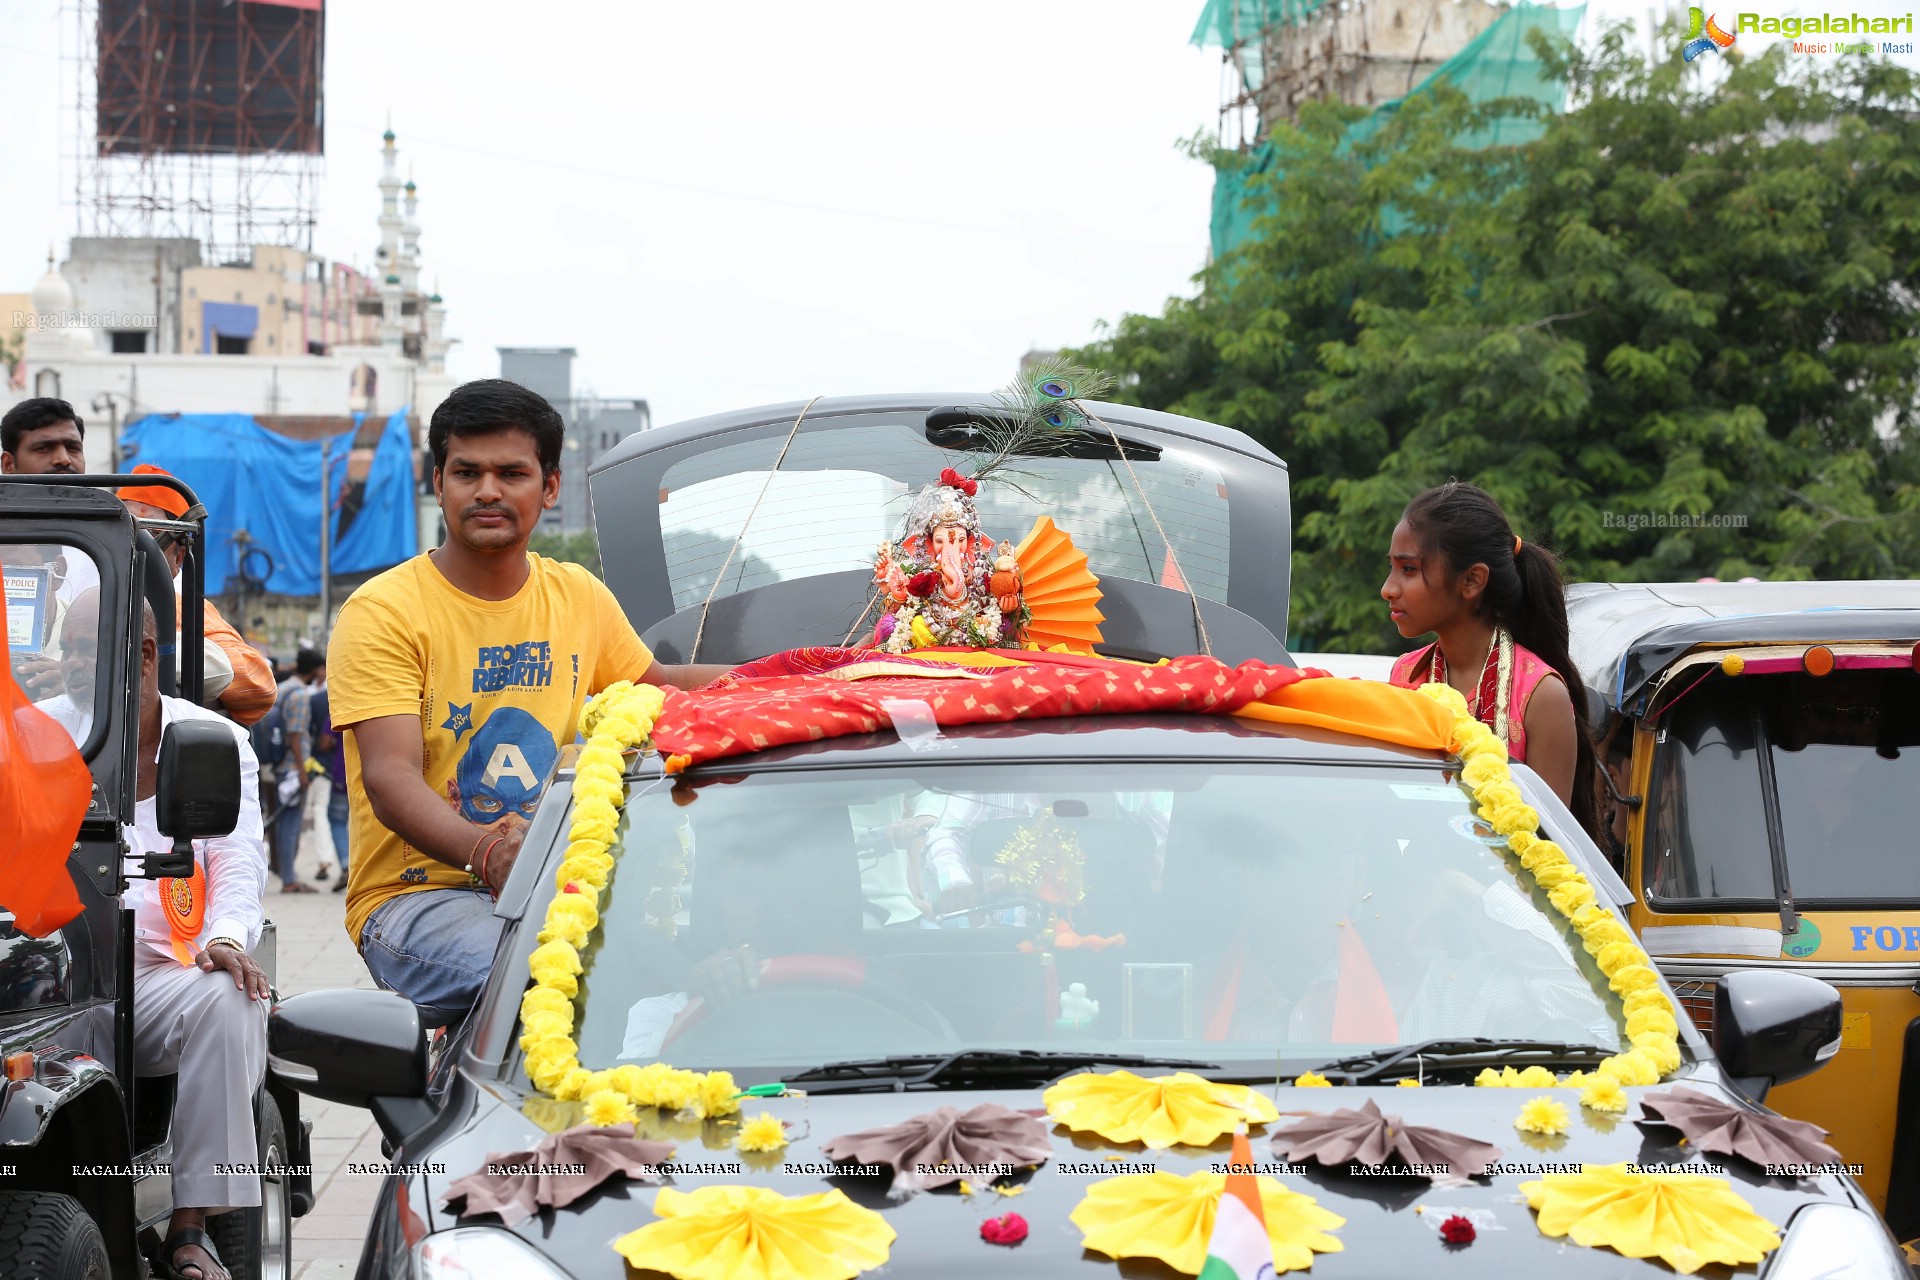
[1200,1128,1276,1280]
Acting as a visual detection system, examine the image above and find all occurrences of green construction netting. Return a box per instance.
[1191,0,1332,94]
[1209,1,1587,261]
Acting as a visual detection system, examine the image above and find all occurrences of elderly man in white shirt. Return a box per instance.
[43,594,270,1280]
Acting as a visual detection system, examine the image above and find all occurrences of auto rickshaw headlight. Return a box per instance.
[1767,1203,1907,1279]
[1803,645,1836,677]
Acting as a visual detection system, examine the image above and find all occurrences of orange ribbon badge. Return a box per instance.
[161,860,206,965]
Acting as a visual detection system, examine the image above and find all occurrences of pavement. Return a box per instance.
[266,782,384,1280]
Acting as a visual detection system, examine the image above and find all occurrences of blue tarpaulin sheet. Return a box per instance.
[120,410,418,595]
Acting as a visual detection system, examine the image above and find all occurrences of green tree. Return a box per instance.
[1073,32,1920,652]
[531,530,603,578]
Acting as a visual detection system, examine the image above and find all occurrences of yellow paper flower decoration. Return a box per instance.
[1416,685,1685,1087]
[614,1186,895,1280]
[1515,1066,1559,1088]
[1395,1077,1422,1087]
[1043,1071,1280,1148]
[1071,1171,1344,1276]
[1521,1164,1781,1274]
[736,1112,790,1153]
[1293,1072,1332,1087]
[1516,1097,1571,1136]
[1579,1076,1629,1114]
[584,1089,639,1127]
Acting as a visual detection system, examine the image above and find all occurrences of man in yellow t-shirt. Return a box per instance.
[329,379,728,1027]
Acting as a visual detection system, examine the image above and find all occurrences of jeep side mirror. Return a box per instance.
[149,719,241,878]
[1715,970,1842,1096]
[269,990,432,1145]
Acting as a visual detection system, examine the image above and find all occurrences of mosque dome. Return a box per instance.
[31,260,74,316]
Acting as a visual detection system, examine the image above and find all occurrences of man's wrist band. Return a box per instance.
[204,936,244,954]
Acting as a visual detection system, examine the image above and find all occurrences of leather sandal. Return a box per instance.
[156,1226,230,1280]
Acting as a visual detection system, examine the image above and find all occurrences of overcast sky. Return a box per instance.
[3,1,1913,427]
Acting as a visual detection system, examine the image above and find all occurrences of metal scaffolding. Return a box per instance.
[64,0,325,265]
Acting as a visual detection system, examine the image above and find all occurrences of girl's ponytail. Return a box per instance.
[1403,483,1602,841]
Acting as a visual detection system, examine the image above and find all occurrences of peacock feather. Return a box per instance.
[962,356,1117,485]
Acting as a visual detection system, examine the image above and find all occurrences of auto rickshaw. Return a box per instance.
[1569,579,1920,1235]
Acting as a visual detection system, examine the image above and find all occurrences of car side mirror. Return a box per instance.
[269,990,433,1146]
[1715,970,1841,1096]
[149,719,241,878]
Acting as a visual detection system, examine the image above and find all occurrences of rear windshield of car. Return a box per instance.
[657,419,1232,613]
[559,760,1623,1079]
[1646,668,1920,905]
[4,538,105,758]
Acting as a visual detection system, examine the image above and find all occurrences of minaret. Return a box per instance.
[400,169,422,298]
[376,123,406,351]
[425,279,449,374]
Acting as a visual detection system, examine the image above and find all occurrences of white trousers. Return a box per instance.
[133,952,269,1212]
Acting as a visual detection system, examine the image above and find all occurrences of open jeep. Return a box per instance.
[1,472,311,1279]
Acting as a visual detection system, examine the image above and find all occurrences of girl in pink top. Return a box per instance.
[1382,482,1601,838]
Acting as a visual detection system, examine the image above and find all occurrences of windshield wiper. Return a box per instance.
[1307,1038,1614,1086]
[784,1049,1221,1095]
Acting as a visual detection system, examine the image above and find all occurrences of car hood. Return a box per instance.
[409,1070,1862,1277]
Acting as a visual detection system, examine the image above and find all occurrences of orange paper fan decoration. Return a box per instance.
[1014,516,1105,653]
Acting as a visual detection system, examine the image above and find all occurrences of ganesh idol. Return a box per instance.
[869,468,1023,651]
[868,467,1104,654]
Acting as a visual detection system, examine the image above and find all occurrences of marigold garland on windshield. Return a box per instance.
[1417,683,1684,1087]
[519,682,741,1118]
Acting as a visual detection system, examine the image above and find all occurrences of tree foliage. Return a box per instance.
[1072,32,1920,652]
[531,530,604,578]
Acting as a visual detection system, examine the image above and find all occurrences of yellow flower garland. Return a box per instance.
[1416,683,1684,1087]
[518,682,741,1118]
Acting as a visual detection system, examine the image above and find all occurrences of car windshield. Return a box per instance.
[1647,667,1920,903]
[4,539,105,758]
[658,419,1232,611]
[562,760,1624,1080]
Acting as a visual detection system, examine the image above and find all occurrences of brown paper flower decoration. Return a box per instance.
[1043,1070,1279,1148]
[1521,1163,1781,1274]
[613,1185,895,1280]
[1637,1087,1843,1170]
[819,1103,1053,1197]
[441,1125,673,1227]
[1070,1170,1344,1275]
[1272,1098,1502,1186]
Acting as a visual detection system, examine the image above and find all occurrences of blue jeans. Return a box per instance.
[359,887,504,1028]
[272,786,305,885]
[326,788,350,871]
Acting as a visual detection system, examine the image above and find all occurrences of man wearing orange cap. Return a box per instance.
[117,464,277,727]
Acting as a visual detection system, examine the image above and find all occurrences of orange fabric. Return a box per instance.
[116,463,190,517]
[658,649,1458,769]
[1331,920,1398,1044]
[1231,674,1457,752]
[1203,942,1244,1043]
[0,593,91,937]
[161,860,207,966]
[199,597,275,725]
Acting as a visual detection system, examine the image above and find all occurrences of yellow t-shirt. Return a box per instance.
[329,553,654,946]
